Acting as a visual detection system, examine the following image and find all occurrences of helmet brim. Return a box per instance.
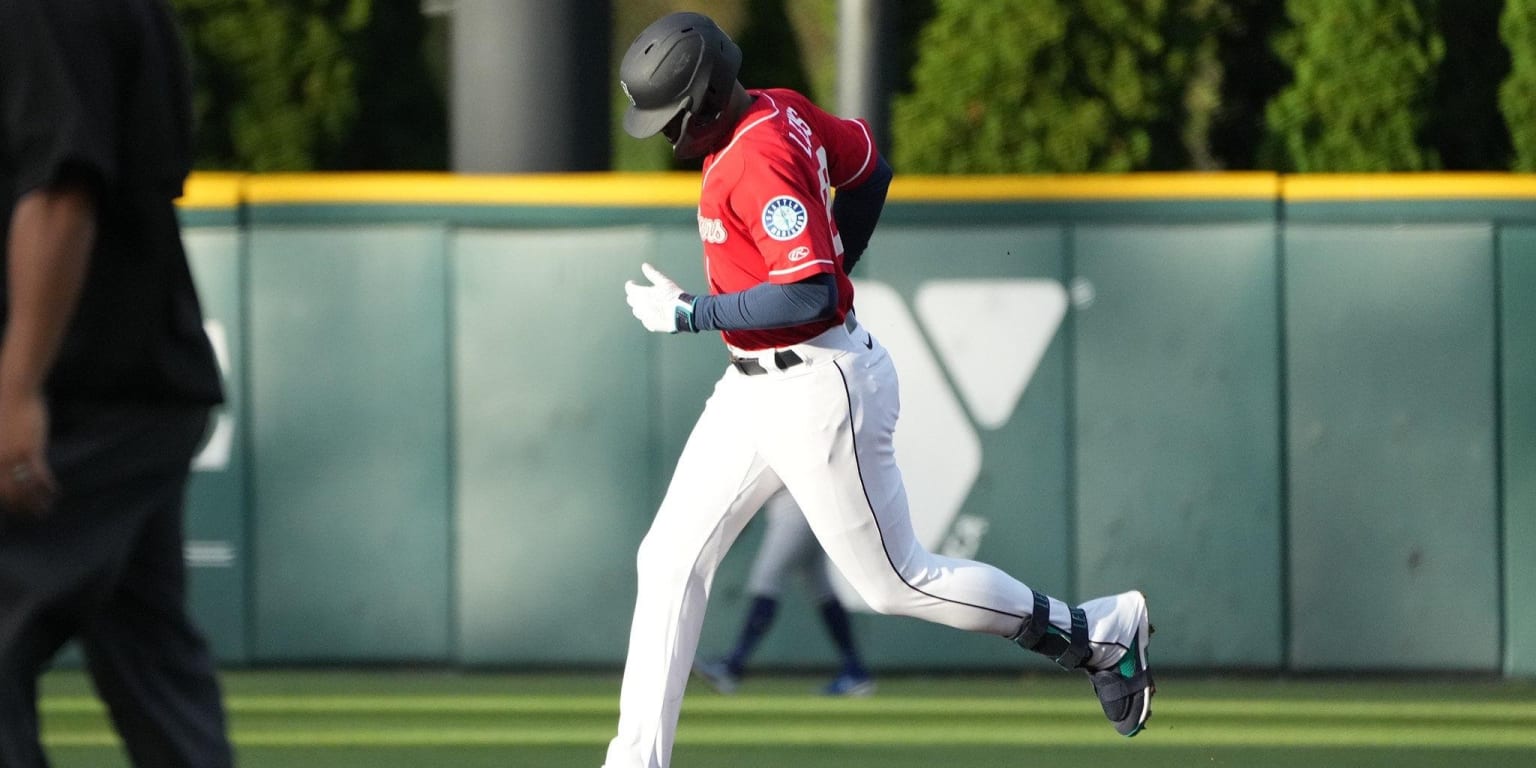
[623,100,687,140]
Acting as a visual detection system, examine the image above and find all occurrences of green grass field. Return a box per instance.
[38,669,1536,767]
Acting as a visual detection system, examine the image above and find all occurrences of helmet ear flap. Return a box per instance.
[696,83,728,123]
[670,83,742,159]
[661,110,687,144]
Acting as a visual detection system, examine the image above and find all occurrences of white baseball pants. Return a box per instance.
[602,319,1081,768]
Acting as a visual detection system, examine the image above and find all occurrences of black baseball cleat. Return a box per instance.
[1086,590,1155,737]
[1011,588,1155,737]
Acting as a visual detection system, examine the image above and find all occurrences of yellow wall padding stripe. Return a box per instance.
[241,173,703,207]
[177,172,1536,208]
[888,172,1281,201]
[177,172,246,209]
[1284,173,1536,200]
[237,171,1281,205]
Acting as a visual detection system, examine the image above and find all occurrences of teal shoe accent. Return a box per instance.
[1118,638,1140,678]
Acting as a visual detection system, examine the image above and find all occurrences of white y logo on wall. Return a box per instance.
[193,319,234,471]
[833,279,1068,608]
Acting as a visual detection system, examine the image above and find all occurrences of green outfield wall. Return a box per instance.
[169,172,1536,675]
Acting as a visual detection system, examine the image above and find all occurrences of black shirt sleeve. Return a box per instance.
[3,0,223,406]
[1,0,119,198]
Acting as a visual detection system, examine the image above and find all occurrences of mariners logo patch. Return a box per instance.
[762,196,808,241]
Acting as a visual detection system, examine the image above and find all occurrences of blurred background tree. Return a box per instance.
[173,0,445,171]
[1262,0,1444,171]
[889,0,1228,173]
[168,0,1534,174]
[1503,0,1536,171]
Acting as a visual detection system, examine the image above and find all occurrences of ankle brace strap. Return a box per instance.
[1011,591,1091,670]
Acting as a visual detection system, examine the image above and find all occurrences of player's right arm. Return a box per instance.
[688,274,837,331]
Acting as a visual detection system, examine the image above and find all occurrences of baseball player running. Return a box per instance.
[606,12,1154,768]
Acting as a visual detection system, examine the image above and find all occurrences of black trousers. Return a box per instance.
[0,404,232,768]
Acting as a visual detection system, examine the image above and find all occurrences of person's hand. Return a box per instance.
[624,263,696,333]
[0,388,58,519]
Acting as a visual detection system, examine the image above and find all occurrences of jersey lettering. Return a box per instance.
[786,106,814,159]
[815,146,844,257]
[787,108,841,256]
[698,214,727,244]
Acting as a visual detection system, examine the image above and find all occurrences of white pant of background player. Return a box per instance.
[745,486,835,601]
[603,319,1141,768]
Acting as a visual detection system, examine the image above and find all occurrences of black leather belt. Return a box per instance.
[730,349,804,375]
[729,315,860,376]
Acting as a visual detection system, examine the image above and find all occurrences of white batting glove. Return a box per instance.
[624,263,697,333]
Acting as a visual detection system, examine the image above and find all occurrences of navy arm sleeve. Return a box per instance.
[832,155,892,275]
[689,273,837,332]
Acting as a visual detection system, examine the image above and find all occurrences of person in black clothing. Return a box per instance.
[0,0,234,765]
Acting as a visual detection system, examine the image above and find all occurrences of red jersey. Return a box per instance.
[697,89,879,350]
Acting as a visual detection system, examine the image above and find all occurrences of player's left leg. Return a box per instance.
[769,326,1153,735]
[766,334,1042,636]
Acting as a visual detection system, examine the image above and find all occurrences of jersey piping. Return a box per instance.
[832,118,874,188]
[768,260,835,277]
[835,359,1026,625]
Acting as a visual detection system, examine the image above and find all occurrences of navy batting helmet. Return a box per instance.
[619,12,742,159]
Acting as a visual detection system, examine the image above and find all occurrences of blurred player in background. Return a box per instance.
[0,1,233,766]
[692,487,875,697]
[604,11,1154,768]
